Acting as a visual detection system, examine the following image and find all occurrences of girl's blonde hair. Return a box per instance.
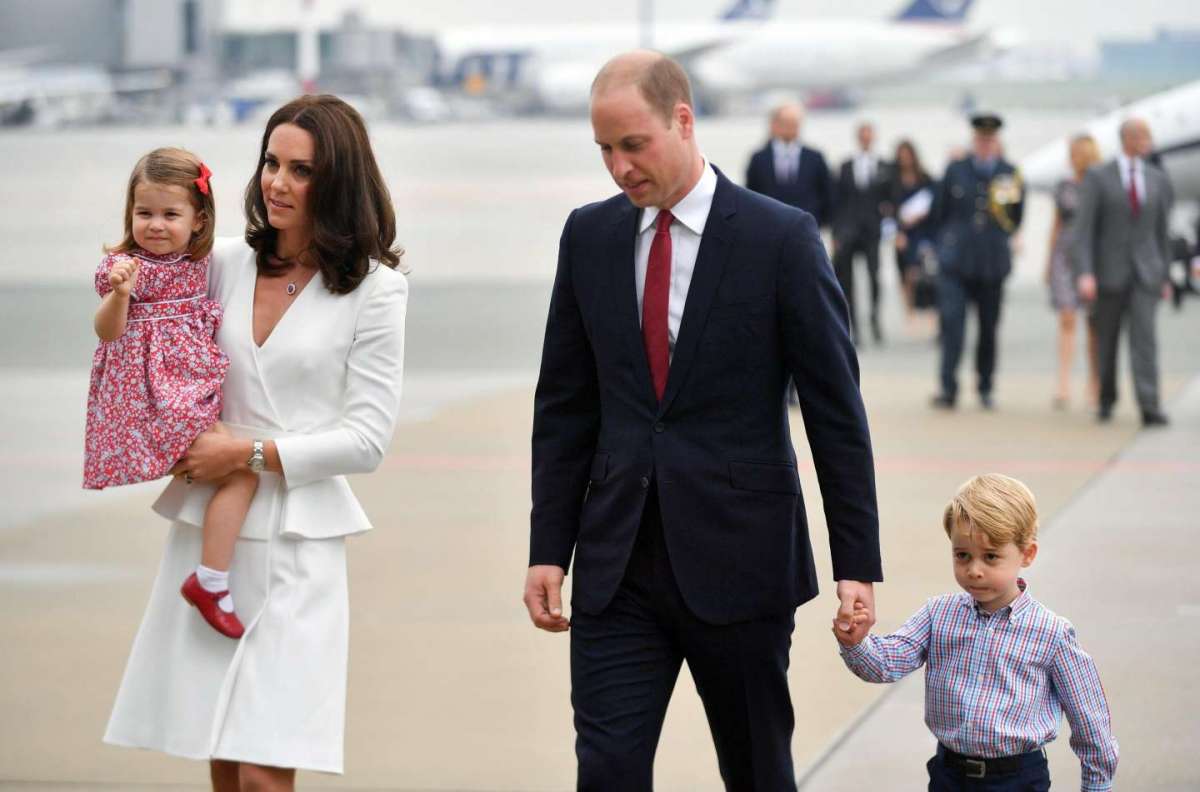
[108,147,215,259]
[943,474,1039,550]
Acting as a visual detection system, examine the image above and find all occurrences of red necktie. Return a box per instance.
[1128,163,1141,217]
[643,210,673,401]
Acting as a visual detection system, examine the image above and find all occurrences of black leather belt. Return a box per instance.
[938,744,1043,779]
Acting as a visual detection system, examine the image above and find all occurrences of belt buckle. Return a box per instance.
[964,758,987,779]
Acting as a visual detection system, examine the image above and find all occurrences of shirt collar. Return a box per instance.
[772,138,801,154]
[959,578,1033,621]
[639,159,717,237]
[1118,152,1142,173]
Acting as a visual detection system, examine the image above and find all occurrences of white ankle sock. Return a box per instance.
[196,564,235,613]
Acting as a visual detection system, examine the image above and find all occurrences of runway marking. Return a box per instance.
[0,562,137,586]
[377,455,1200,475]
[2,454,1194,476]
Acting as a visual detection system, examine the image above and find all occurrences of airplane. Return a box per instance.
[431,0,1013,114]
[1021,78,1200,206]
[0,50,171,127]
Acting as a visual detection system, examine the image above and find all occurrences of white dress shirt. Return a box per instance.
[771,139,801,184]
[635,160,718,360]
[853,152,877,190]
[1117,153,1146,207]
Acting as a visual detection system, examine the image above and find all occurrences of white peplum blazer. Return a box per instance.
[152,236,408,541]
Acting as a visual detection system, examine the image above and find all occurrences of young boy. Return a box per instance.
[833,474,1118,791]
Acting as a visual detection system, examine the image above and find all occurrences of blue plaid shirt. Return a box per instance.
[840,581,1118,791]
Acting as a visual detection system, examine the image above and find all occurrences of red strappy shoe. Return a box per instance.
[181,572,245,639]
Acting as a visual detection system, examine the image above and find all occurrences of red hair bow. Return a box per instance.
[194,162,212,195]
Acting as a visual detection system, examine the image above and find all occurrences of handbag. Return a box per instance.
[912,242,939,310]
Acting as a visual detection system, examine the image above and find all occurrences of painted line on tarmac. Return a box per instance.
[0,562,138,586]
[4,453,1199,477]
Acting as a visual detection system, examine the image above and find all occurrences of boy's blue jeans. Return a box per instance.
[927,745,1051,791]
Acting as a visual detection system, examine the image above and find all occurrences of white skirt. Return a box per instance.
[104,478,349,774]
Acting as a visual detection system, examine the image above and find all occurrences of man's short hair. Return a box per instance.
[592,52,693,124]
[1119,118,1145,143]
[943,474,1039,550]
[770,102,804,123]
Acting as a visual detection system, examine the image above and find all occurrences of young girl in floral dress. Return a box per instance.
[85,147,255,639]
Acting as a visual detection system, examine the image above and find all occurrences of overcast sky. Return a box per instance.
[233,0,1200,53]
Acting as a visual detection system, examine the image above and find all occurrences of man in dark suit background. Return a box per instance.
[524,51,882,791]
[745,102,834,228]
[833,121,891,344]
[1073,117,1173,426]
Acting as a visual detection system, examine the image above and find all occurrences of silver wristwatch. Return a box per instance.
[248,440,266,473]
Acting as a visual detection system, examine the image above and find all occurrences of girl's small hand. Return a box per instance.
[170,430,244,483]
[109,256,141,297]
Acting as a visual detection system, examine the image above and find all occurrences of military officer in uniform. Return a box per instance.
[930,112,1025,409]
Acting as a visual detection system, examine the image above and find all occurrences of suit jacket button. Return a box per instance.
[640,476,650,488]
[653,422,665,433]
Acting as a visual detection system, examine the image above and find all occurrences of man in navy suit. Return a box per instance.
[745,102,834,228]
[525,51,882,791]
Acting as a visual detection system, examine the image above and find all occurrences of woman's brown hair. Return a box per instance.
[894,139,929,183]
[245,94,405,294]
[109,147,215,259]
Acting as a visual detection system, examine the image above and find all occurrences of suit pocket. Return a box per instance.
[708,295,771,320]
[589,452,610,483]
[728,460,800,494]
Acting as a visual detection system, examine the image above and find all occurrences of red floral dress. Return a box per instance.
[83,249,229,489]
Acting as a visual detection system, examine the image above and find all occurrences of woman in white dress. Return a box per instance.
[104,95,408,791]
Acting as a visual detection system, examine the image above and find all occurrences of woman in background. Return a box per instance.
[889,139,936,329]
[1045,133,1100,409]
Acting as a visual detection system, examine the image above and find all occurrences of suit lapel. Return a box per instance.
[658,172,737,416]
[607,202,656,405]
[764,144,779,190]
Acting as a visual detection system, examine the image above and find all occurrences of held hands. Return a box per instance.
[832,580,875,648]
[524,564,569,632]
[831,602,872,647]
[108,256,141,298]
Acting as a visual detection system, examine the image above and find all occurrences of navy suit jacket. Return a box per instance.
[530,167,882,625]
[745,142,834,227]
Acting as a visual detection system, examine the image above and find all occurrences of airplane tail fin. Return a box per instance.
[893,0,975,23]
[719,0,776,21]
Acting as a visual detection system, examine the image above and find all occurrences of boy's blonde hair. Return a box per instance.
[943,474,1039,549]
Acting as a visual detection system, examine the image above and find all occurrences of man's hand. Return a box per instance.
[831,602,871,647]
[834,580,875,638]
[1077,273,1097,302]
[524,565,569,632]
